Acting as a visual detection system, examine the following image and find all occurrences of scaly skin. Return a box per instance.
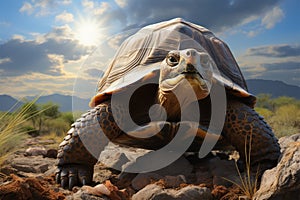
[223,99,280,171]
[56,99,280,189]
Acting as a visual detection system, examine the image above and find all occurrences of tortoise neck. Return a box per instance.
[156,88,181,121]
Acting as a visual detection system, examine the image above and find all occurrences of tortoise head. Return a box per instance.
[159,48,214,100]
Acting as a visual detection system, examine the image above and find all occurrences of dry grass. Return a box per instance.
[0,96,45,165]
[223,132,259,199]
[41,131,65,148]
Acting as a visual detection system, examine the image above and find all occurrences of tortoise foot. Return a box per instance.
[55,164,94,190]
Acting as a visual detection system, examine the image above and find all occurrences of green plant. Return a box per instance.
[0,96,45,165]
[21,125,39,137]
[223,132,259,199]
[255,95,300,138]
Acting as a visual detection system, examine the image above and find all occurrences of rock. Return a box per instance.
[99,142,151,170]
[253,133,300,200]
[154,156,193,176]
[131,173,163,190]
[164,175,186,188]
[130,155,191,190]
[45,149,58,158]
[132,184,213,200]
[209,157,239,187]
[1,154,57,178]
[70,180,129,200]
[24,146,57,158]
[24,146,47,156]
[68,191,109,200]
[93,164,113,184]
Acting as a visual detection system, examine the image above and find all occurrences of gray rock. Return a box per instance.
[67,189,109,200]
[93,164,113,184]
[164,175,186,188]
[209,157,239,187]
[253,133,300,200]
[154,156,193,176]
[132,184,212,200]
[132,173,186,190]
[130,155,192,191]
[24,146,47,156]
[176,185,212,199]
[132,173,163,190]
[99,142,151,170]
[5,155,56,175]
[132,184,163,200]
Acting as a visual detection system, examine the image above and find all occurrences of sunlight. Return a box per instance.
[75,19,102,46]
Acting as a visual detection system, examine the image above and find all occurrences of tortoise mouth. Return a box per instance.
[181,71,204,79]
[160,73,209,93]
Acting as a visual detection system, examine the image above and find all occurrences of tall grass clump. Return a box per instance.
[0,97,43,165]
[223,131,259,199]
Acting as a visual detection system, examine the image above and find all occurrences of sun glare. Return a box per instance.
[75,19,102,46]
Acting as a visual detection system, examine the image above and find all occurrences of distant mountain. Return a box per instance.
[0,94,90,112]
[246,79,300,99]
[25,94,90,112]
[0,95,22,112]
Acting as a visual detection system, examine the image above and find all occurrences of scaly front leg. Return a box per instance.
[222,100,280,172]
[56,101,121,189]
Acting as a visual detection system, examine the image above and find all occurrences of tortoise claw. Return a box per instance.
[61,176,68,189]
[81,178,87,186]
[55,165,93,190]
[69,175,77,190]
[78,166,93,186]
[55,168,61,184]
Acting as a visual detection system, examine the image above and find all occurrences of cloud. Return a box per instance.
[82,0,111,15]
[84,68,104,78]
[21,0,55,16]
[19,2,34,15]
[94,2,111,15]
[82,0,94,9]
[246,44,300,57]
[55,11,74,23]
[263,61,300,71]
[0,73,77,98]
[60,0,72,5]
[115,0,127,8]
[239,44,300,86]
[0,25,90,76]
[106,0,283,32]
[0,58,11,65]
[19,0,72,16]
[261,6,284,29]
[242,61,300,86]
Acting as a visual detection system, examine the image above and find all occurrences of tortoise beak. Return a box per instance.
[181,63,204,79]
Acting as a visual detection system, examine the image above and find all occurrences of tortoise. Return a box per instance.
[55,18,280,189]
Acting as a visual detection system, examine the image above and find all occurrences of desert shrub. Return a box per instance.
[255,95,300,138]
[255,107,273,119]
[44,118,70,136]
[0,98,40,165]
[60,112,74,126]
[21,126,39,137]
[269,104,300,137]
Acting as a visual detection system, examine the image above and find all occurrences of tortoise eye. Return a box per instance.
[166,53,179,67]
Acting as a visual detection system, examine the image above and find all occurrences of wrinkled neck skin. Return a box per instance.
[156,81,210,122]
[157,88,181,121]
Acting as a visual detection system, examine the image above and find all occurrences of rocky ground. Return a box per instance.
[0,133,300,200]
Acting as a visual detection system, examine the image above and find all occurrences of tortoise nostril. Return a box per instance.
[186,49,197,57]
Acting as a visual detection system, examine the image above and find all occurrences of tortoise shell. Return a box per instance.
[90,18,255,107]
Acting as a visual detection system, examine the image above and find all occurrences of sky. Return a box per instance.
[0,0,299,99]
